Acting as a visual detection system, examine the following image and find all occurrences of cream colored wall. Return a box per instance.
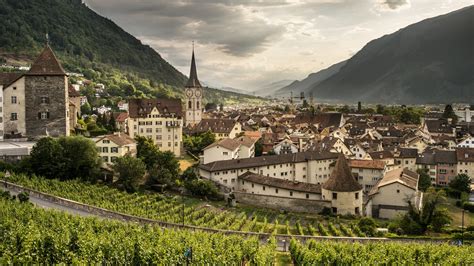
[457,161,474,180]
[322,188,362,215]
[127,108,182,157]
[352,167,385,193]
[379,209,406,220]
[238,179,322,200]
[95,138,137,164]
[3,77,26,136]
[238,144,255,159]
[203,145,238,164]
[371,183,416,208]
[308,159,336,184]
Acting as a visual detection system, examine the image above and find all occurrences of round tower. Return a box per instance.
[322,154,363,215]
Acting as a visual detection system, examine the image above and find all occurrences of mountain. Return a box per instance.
[253,80,295,97]
[276,60,346,96]
[309,6,474,104]
[0,0,265,104]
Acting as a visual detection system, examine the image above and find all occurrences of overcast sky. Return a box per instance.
[84,0,472,91]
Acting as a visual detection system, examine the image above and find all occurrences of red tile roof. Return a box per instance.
[27,45,66,76]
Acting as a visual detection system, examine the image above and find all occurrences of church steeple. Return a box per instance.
[185,43,201,88]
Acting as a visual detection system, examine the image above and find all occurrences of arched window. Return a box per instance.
[197,101,200,109]
[188,101,192,109]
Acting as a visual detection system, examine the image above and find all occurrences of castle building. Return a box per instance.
[0,45,70,140]
[127,98,183,157]
[184,47,203,127]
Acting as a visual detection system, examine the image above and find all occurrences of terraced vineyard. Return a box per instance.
[289,239,474,264]
[0,196,276,264]
[1,174,365,237]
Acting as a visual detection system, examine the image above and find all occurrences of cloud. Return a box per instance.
[375,0,411,11]
[85,0,285,57]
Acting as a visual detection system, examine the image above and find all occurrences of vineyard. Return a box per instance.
[0,196,276,264]
[289,239,474,264]
[1,174,366,237]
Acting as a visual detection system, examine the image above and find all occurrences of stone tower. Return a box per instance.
[322,153,363,216]
[184,46,203,127]
[24,45,69,138]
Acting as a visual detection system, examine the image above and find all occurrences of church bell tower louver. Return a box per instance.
[184,44,203,127]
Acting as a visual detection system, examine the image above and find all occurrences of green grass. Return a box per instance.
[275,252,293,266]
[441,197,474,229]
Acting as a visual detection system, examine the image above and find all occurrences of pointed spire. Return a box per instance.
[322,153,362,192]
[27,45,66,76]
[185,42,202,88]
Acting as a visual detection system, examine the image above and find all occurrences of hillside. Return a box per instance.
[309,6,474,104]
[253,79,295,97]
[276,61,346,96]
[0,0,265,104]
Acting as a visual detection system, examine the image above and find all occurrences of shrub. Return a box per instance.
[17,192,29,203]
[185,179,220,200]
[463,202,474,212]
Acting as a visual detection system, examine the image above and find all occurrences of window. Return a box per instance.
[102,156,108,162]
[102,147,109,153]
[111,156,118,162]
[38,112,49,120]
[188,101,192,109]
[275,189,278,194]
[262,186,265,191]
[355,207,360,215]
[11,113,17,121]
[332,207,337,214]
[306,193,309,199]
[197,101,200,109]
[40,97,49,104]
[332,192,337,200]
[13,87,16,90]
[223,152,229,156]
[111,147,118,153]
[11,96,17,104]
[355,192,359,200]
[251,183,254,188]
[289,191,293,196]
[397,189,400,193]
[103,140,110,144]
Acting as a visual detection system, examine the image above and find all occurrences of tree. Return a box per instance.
[416,168,431,192]
[398,188,452,234]
[205,102,217,111]
[254,139,263,157]
[185,179,220,200]
[148,151,180,187]
[357,101,362,112]
[108,114,117,132]
[181,167,198,183]
[29,137,64,179]
[29,136,101,181]
[302,100,309,108]
[81,102,92,115]
[449,174,471,194]
[113,156,146,193]
[357,217,377,237]
[442,104,458,124]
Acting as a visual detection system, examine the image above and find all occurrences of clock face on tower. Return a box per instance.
[195,89,201,97]
[185,89,193,97]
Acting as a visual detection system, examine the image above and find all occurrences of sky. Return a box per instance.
[83,0,473,91]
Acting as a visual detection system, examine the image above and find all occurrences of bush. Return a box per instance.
[463,202,474,212]
[17,192,29,203]
[357,217,377,237]
[185,179,220,200]
[319,207,332,216]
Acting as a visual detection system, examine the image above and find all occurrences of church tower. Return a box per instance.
[184,45,203,127]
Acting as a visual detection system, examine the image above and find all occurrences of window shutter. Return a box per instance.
[47,112,50,119]
[38,112,41,119]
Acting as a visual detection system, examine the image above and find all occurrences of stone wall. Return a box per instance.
[234,192,331,213]
[24,75,69,138]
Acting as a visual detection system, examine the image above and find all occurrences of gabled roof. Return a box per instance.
[128,98,182,118]
[96,133,135,147]
[349,159,386,170]
[199,151,338,172]
[239,172,322,194]
[185,49,202,88]
[369,168,419,196]
[68,84,80,97]
[456,148,474,163]
[322,154,362,192]
[27,45,66,76]
[0,73,23,87]
[113,112,129,122]
[194,119,238,134]
[204,138,241,151]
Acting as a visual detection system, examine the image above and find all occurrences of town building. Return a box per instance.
[456,148,474,179]
[193,119,242,140]
[95,133,137,164]
[349,159,387,193]
[0,45,70,140]
[367,168,421,219]
[127,98,183,157]
[201,136,256,164]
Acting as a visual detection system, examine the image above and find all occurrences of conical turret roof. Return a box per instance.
[185,48,201,88]
[322,153,362,192]
[27,45,66,76]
